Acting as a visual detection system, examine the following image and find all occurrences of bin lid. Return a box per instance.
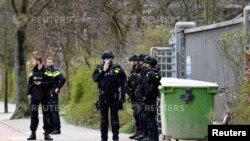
[160,78,218,87]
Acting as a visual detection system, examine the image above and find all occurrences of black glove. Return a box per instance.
[95,101,100,111]
[117,95,126,110]
[119,98,126,104]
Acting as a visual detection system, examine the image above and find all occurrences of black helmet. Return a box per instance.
[101,51,114,59]
[129,54,138,61]
[144,55,157,67]
[138,54,147,62]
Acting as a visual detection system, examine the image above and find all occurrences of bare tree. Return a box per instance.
[0,0,14,113]
[9,0,52,119]
[3,23,9,113]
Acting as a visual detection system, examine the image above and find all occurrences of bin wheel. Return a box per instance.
[165,135,172,141]
[203,136,208,141]
[162,135,166,140]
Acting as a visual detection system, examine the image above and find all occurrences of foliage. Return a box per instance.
[125,24,171,55]
[217,29,250,124]
[206,109,216,123]
[137,25,171,53]
[217,29,249,91]
[64,66,99,127]
[119,103,135,133]
[120,119,135,133]
[234,79,250,124]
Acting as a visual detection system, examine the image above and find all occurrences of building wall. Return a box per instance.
[184,22,242,119]
[185,24,241,87]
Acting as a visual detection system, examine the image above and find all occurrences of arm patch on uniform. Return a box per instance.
[114,67,121,73]
[53,71,61,77]
[29,72,33,77]
[45,70,53,77]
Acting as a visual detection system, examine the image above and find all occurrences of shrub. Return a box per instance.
[65,66,99,127]
[234,79,250,124]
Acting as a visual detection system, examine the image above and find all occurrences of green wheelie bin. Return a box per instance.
[159,78,218,140]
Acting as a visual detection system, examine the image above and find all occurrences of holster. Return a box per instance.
[95,101,100,111]
[135,85,142,100]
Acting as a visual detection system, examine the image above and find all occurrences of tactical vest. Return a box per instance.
[144,68,161,98]
[98,64,122,94]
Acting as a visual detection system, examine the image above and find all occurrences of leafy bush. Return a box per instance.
[217,30,250,124]
[136,25,170,53]
[234,79,250,124]
[64,66,99,127]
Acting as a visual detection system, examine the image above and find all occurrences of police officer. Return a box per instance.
[93,51,127,141]
[127,55,142,139]
[46,57,66,135]
[142,56,161,141]
[27,55,54,140]
[134,54,148,141]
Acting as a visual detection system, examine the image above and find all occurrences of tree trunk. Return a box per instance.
[4,28,8,113]
[210,0,217,23]
[11,28,30,119]
[65,59,70,99]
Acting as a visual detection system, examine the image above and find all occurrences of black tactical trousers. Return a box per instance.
[99,95,120,141]
[49,93,61,131]
[139,103,147,136]
[132,101,142,131]
[145,103,159,140]
[30,95,51,132]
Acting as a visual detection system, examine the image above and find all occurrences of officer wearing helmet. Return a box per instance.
[93,51,127,141]
[133,53,149,141]
[127,55,140,102]
[127,54,142,139]
[142,55,161,141]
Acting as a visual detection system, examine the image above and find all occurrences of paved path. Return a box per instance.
[0,102,134,141]
[0,102,193,141]
[0,122,26,141]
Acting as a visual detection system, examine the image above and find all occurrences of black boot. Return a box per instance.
[50,129,61,135]
[129,130,141,139]
[44,133,53,140]
[153,137,159,141]
[142,137,159,141]
[134,133,146,141]
[27,131,36,140]
[142,137,150,141]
